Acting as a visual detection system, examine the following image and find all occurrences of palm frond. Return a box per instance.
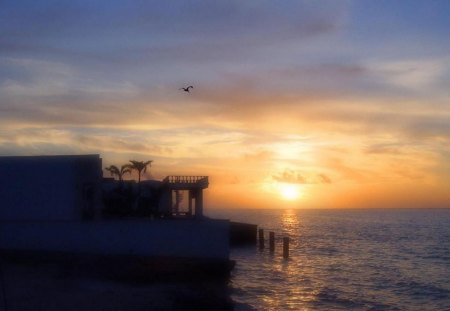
[105,165,120,177]
[121,168,132,174]
[142,160,152,173]
[128,160,153,181]
[120,164,132,175]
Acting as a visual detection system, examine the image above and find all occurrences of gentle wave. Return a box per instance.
[208,208,450,310]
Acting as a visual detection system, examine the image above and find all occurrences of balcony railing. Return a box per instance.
[163,176,208,185]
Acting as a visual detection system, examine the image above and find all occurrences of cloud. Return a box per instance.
[243,150,274,163]
[270,63,366,81]
[3,1,448,139]
[0,127,173,157]
[364,143,405,155]
[317,173,332,184]
[404,115,450,140]
[272,169,332,184]
[0,1,347,66]
[75,135,167,155]
[321,157,372,183]
[367,58,450,92]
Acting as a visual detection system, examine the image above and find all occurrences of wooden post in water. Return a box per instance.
[269,232,275,253]
[258,228,264,249]
[283,237,290,259]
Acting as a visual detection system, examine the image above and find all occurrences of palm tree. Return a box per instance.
[105,164,132,181]
[128,160,153,183]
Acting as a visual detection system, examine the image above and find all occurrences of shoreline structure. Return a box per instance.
[0,154,259,310]
[0,154,257,279]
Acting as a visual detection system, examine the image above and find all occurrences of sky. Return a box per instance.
[1,0,450,209]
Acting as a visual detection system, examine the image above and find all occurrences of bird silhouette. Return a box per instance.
[179,86,193,93]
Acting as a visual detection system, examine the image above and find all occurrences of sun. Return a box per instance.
[279,183,302,201]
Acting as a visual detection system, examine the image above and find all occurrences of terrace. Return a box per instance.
[162,176,209,217]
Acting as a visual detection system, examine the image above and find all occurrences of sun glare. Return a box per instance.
[279,183,302,201]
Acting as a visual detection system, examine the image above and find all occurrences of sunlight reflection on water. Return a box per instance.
[281,209,299,236]
[210,209,450,311]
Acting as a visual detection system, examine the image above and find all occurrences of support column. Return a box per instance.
[194,189,203,218]
[173,190,177,214]
[188,190,193,216]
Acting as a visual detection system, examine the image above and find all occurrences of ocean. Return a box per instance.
[207,208,450,311]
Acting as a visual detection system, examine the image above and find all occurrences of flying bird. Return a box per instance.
[179,86,193,93]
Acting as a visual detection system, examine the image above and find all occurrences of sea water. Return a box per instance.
[207,209,450,310]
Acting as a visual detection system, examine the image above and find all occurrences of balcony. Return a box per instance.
[163,176,209,190]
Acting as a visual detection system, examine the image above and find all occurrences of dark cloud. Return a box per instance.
[0,1,345,63]
[318,173,332,184]
[271,63,366,80]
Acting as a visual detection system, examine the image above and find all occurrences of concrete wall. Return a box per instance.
[0,155,102,221]
[0,219,229,260]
